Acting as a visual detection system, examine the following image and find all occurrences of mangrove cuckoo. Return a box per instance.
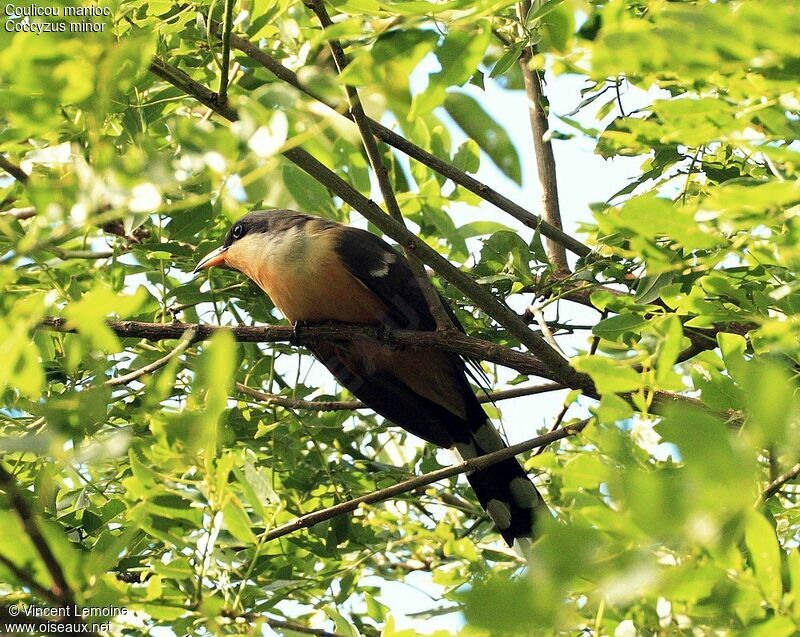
[195,209,545,546]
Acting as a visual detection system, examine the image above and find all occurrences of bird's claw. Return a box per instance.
[291,320,310,344]
[377,323,394,344]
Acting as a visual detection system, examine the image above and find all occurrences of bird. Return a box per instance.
[195,209,546,548]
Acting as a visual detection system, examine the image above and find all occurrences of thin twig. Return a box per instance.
[104,329,195,387]
[535,403,572,456]
[758,461,800,505]
[220,611,349,637]
[237,380,564,411]
[516,0,569,272]
[259,421,588,544]
[0,464,73,603]
[218,0,235,105]
[47,247,115,260]
[0,206,36,220]
[532,306,568,359]
[266,618,349,637]
[614,77,626,117]
[305,0,454,331]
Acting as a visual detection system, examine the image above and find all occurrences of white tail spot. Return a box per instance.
[486,499,512,530]
[509,477,538,508]
[473,423,504,452]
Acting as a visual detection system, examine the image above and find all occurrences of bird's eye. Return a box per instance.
[232,224,243,240]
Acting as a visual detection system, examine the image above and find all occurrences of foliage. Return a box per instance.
[1,0,799,635]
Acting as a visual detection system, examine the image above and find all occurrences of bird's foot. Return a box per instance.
[291,320,311,344]
[376,323,394,344]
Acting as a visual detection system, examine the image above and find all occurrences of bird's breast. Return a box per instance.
[228,227,386,324]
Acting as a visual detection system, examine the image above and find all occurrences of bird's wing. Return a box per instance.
[334,226,437,331]
[335,226,493,395]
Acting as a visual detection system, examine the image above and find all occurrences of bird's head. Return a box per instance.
[194,210,314,276]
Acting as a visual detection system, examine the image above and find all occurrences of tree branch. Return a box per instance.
[517,0,569,272]
[0,554,59,604]
[236,380,564,411]
[758,461,800,505]
[304,0,454,331]
[40,317,551,379]
[0,155,29,183]
[40,317,709,414]
[104,328,195,387]
[258,420,587,544]
[218,27,591,259]
[220,612,351,637]
[218,0,235,105]
[149,56,238,121]
[0,465,72,602]
[0,206,36,220]
[281,146,586,388]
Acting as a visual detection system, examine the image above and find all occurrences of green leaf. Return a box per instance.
[562,454,610,490]
[573,356,643,393]
[592,314,649,342]
[222,496,257,544]
[412,24,490,116]
[655,315,684,383]
[744,512,782,606]
[490,42,523,79]
[282,163,337,216]
[537,2,574,53]
[444,92,522,184]
[325,606,361,637]
[452,139,481,174]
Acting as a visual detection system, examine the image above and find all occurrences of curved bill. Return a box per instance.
[194,246,228,273]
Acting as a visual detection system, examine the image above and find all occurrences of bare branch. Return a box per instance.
[149,57,238,121]
[0,554,59,604]
[758,461,800,505]
[265,618,350,637]
[40,317,551,379]
[0,206,36,220]
[220,612,350,637]
[47,247,115,260]
[259,420,588,544]
[531,306,568,359]
[104,329,195,387]
[304,0,454,331]
[218,0,235,105]
[281,146,585,387]
[0,464,72,602]
[237,382,363,411]
[40,317,711,415]
[517,0,569,272]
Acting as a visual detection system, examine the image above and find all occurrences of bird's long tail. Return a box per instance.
[454,420,546,547]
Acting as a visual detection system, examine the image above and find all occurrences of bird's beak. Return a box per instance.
[194,245,228,273]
